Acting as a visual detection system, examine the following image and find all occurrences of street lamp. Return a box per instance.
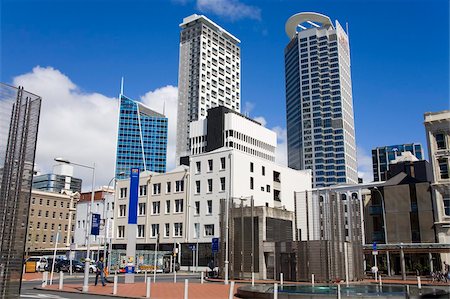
[54,157,95,292]
[373,186,391,276]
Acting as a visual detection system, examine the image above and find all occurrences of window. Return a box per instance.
[174,223,183,237]
[139,185,147,196]
[164,223,170,237]
[120,188,127,198]
[273,171,280,182]
[207,200,212,214]
[138,203,146,216]
[52,212,56,219]
[196,161,201,173]
[220,177,226,191]
[166,182,171,193]
[165,200,171,214]
[151,224,159,238]
[204,224,214,236]
[262,166,265,176]
[53,201,56,207]
[274,190,281,202]
[153,183,161,195]
[175,199,184,213]
[45,211,49,218]
[137,225,145,238]
[39,198,43,205]
[250,177,254,190]
[439,158,449,179]
[118,226,125,238]
[194,223,200,239]
[51,223,55,230]
[220,157,226,170]
[152,201,161,215]
[37,222,40,229]
[250,162,254,172]
[436,133,447,150]
[208,159,213,171]
[46,199,50,206]
[43,235,47,242]
[266,185,271,193]
[195,201,200,215]
[195,181,201,194]
[176,180,184,192]
[119,205,126,217]
[207,179,213,193]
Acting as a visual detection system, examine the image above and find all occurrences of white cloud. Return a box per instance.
[196,0,261,21]
[243,101,255,115]
[272,126,287,166]
[357,146,374,183]
[140,86,178,172]
[13,66,177,190]
[253,116,266,127]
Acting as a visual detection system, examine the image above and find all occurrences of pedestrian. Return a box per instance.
[94,257,106,286]
[444,261,450,280]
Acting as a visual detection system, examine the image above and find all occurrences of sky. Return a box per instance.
[2,0,449,189]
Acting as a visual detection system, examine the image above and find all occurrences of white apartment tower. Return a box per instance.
[284,12,358,187]
[176,14,241,163]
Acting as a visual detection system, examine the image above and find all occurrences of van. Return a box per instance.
[25,256,48,272]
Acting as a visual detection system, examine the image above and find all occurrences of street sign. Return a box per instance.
[212,238,219,253]
[372,250,378,255]
[189,244,196,251]
[91,213,101,235]
[372,242,377,251]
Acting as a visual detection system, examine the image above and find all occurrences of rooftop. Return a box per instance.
[180,14,240,44]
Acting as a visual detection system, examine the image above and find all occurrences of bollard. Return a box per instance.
[174,270,177,283]
[58,272,64,290]
[312,273,315,287]
[228,281,235,299]
[144,270,147,282]
[337,283,341,299]
[417,276,421,289]
[280,273,284,285]
[113,275,118,295]
[379,274,382,287]
[42,272,48,288]
[146,277,151,298]
[251,272,255,287]
[184,279,188,299]
[406,284,410,295]
[274,283,278,299]
[201,271,204,284]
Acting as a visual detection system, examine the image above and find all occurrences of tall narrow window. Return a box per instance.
[175,199,184,213]
[152,201,161,214]
[120,188,127,198]
[208,159,213,171]
[195,201,200,215]
[139,185,147,196]
[165,200,171,214]
[207,179,213,192]
[250,177,254,190]
[220,157,226,170]
[207,200,212,214]
[174,223,183,237]
[195,181,201,194]
[436,133,447,150]
[151,224,160,238]
[137,225,145,238]
[220,177,226,191]
[166,182,171,193]
[138,203,146,216]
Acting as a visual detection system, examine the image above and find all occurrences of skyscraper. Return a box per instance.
[115,92,168,178]
[284,12,358,187]
[32,163,82,193]
[176,14,241,163]
[0,83,41,298]
[372,143,423,181]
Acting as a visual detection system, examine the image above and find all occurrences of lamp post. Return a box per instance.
[55,157,95,292]
[373,187,391,276]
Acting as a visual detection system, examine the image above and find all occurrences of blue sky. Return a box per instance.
[2,0,449,185]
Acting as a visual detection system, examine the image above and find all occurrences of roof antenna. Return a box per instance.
[120,77,124,96]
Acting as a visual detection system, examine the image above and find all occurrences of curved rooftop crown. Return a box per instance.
[285,12,334,39]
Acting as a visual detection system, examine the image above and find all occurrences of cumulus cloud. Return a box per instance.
[253,116,267,127]
[357,146,374,183]
[272,126,288,166]
[196,0,261,21]
[13,66,178,190]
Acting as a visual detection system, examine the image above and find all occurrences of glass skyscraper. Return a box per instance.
[284,12,358,187]
[115,94,168,177]
[372,143,423,181]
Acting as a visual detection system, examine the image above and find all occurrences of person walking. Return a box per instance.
[94,257,106,286]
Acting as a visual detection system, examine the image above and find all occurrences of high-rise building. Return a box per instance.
[176,14,241,163]
[0,83,41,298]
[372,143,423,181]
[32,163,82,193]
[284,12,358,187]
[115,93,168,178]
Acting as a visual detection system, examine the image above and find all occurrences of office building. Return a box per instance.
[372,143,423,181]
[27,190,79,252]
[424,110,450,262]
[0,83,41,298]
[176,14,241,163]
[188,106,276,162]
[32,163,82,193]
[115,93,168,177]
[284,12,358,187]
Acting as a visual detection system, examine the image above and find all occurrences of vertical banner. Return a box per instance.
[91,213,101,235]
[128,168,140,224]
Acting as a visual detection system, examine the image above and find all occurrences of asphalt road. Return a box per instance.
[20,273,201,299]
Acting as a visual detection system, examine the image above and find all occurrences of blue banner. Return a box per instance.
[128,168,140,224]
[91,213,101,235]
[212,238,219,253]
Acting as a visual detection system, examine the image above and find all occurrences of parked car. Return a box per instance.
[55,260,84,273]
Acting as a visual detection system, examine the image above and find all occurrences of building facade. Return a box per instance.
[115,93,168,178]
[424,110,450,262]
[372,143,423,181]
[0,83,41,298]
[32,164,82,193]
[27,190,79,252]
[284,12,358,187]
[176,14,241,162]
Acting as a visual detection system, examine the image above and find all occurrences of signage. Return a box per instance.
[107,218,114,239]
[128,168,140,224]
[372,242,377,251]
[372,250,378,255]
[212,238,219,253]
[91,213,101,235]
[189,244,196,251]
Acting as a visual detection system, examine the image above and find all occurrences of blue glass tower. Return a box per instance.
[115,94,168,177]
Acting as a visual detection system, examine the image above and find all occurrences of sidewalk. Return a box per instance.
[38,281,240,299]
